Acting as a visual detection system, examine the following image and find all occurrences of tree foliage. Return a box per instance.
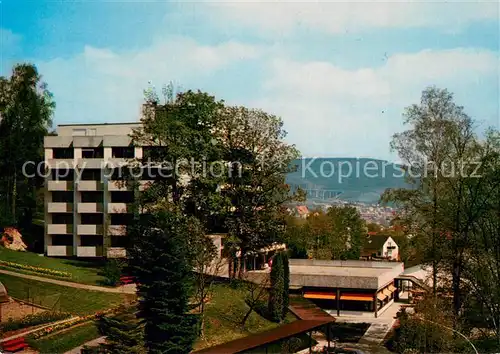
[268,252,285,322]
[383,86,500,346]
[285,206,365,260]
[128,208,198,354]
[94,309,144,354]
[0,63,54,247]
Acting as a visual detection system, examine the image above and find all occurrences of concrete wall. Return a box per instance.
[56,123,141,137]
[289,259,402,269]
[290,273,379,289]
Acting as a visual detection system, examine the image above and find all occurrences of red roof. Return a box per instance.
[296,205,309,215]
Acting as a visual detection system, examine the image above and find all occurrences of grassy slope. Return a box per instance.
[28,322,100,354]
[0,248,106,286]
[195,283,297,350]
[0,274,134,315]
[27,282,296,353]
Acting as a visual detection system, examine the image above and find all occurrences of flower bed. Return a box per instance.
[0,311,72,333]
[28,306,124,340]
[0,261,72,278]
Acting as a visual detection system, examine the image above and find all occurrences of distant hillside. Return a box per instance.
[286,158,411,204]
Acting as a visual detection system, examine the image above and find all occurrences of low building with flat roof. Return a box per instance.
[248,259,404,318]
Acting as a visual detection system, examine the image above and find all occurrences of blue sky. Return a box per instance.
[1,0,499,161]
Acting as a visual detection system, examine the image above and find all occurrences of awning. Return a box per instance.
[383,289,392,297]
[340,293,373,302]
[388,284,396,292]
[304,291,336,300]
[377,292,387,301]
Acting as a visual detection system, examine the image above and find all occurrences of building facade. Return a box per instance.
[44,122,145,258]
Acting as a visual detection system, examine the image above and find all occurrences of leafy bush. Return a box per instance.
[102,259,124,286]
[0,311,72,333]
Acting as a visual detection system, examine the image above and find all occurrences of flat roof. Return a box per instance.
[248,259,404,290]
[57,122,141,127]
[290,264,392,278]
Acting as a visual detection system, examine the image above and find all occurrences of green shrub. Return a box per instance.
[0,311,72,333]
[102,259,123,286]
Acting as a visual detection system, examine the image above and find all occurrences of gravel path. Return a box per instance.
[0,269,136,294]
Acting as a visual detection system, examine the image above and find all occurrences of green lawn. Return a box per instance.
[0,274,135,315]
[0,248,106,286]
[28,322,100,354]
[195,282,297,350]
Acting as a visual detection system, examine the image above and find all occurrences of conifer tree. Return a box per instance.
[268,252,285,323]
[128,208,198,354]
[282,252,290,320]
[94,310,144,354]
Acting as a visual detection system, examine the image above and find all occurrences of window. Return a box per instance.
[112,147,134,158]
[111,191,134,203]
[52,213,73,224]
[80,235,103,246]
[111,236,128,248]
[53,148,74,159]
[51,235,73,246]
[80,169,101,181]
[110,214,133,225]
[80,213,103,225]
[51,169,74,181]
[80,191,103,203]
[82,147,103,159]
[72,129,86,136]
[52,191,73,203]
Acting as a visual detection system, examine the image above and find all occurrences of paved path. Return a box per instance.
[0,269,136,294]
[64,336,106,354]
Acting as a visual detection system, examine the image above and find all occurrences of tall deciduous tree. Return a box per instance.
[215,106,302,277]
[0,63,54,234]
[382,87,474,297]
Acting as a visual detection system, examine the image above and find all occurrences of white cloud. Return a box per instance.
[37,37,262,125]
[254,48,499,159]
[206,0,498,35]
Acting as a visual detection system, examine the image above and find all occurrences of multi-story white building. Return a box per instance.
[44,122,149,258]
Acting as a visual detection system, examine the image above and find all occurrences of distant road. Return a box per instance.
[0,269,136,294]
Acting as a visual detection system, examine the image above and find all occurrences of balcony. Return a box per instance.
[139,180,153,191]
[47,202,73,213]
[47,181,73,191]
[105,158,129,169]
[47,224,73,234]
[77,159,103,169]
[77,224,103,235]
[107,203,131,214]
[77,203,104,213]
[107,180,153,191]
[108,180,127,191]
[47,159,74,169]
[77,181,103,191]
[77,246,103,257]
[108,225,126,236]
[47,245,73,257]
[107,247,127,258]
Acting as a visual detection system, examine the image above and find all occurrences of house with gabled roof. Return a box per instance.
[361,232,399,261]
